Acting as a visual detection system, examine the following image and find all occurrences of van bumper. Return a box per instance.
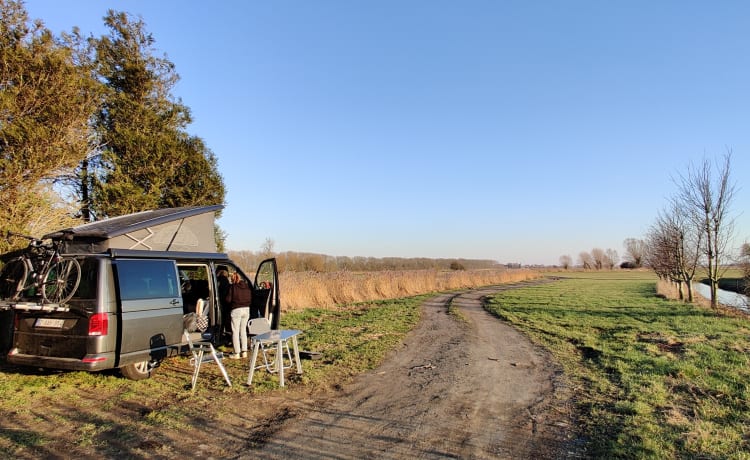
[6,350,114,371]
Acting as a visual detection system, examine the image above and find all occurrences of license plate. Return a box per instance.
[35,318,65,328]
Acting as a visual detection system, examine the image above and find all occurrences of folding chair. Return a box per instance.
[183,329,232,390]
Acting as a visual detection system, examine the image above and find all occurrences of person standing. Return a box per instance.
[225,272,252,359]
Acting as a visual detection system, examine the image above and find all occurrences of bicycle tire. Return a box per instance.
[42,257,81,304]
[0,258,29,300]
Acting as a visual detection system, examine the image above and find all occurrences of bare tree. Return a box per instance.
[741,243,750,298]
[559,255,572,270]
[260,238,276,258]
[590,248,606,270]
[646,201,703,302]
[604,249,619,269]
[623,238,647,268]
[578,251,594,270]
[676,153,736,308]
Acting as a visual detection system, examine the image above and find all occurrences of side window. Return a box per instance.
[70,257,98,301]
[116,260,179,300]
[177,264,212,314]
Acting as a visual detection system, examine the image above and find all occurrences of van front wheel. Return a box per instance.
[120,360,157,380]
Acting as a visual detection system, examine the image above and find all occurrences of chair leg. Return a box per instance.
[191,349,203,390]
[209,345,232,387]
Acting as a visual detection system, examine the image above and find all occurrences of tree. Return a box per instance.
[604,249,619,269]
[578,251,593,270]
[559,255,572,270]
[741,243,750,298]
[88,11,225,218]
[623,238,646,268]
[0,0,99,240]
[646,201,702,302]
[261,238,275,258]
[676,153,736,308]
[590,248,605,270]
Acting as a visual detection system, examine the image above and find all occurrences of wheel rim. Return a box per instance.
[42,258,81,304]
[134,361,151,373]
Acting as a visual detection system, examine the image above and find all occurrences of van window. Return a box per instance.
[177,264,212,314]
[116,260,178,300]
[71,258,98,300]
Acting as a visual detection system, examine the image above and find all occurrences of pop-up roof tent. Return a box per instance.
[45,205,224,254]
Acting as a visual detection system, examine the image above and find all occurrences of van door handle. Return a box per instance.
[170,299,180,305]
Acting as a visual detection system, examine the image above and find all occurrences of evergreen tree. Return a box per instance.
[89,10,225,218]
[0,0,98,244]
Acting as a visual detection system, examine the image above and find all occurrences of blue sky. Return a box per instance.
[25,1,750,265]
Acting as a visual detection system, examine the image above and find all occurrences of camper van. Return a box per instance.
[0,206,279,380]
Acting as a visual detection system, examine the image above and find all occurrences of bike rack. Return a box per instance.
[0,301,69,312]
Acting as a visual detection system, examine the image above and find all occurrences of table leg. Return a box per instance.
[247,341,261,385]
[277,339,285,387]
[292,335,303,374]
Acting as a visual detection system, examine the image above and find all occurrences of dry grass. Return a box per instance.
[279,269,540,310]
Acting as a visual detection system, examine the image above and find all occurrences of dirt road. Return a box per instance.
[240,282,577,459]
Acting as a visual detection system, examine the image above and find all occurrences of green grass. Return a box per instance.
[278,295,425,389]
[486,272,750,459]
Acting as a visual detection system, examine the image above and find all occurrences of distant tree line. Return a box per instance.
[0,1,225,253]
[558,247,620,270]
[228,249,501,274]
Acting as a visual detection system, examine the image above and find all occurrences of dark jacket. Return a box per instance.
[225,280,252,309]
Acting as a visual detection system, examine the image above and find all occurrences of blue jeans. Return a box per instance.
[230,307,250,355]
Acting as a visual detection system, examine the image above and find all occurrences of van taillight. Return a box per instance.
[88,313,108,336]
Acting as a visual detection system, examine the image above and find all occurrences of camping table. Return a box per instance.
[246,329,302,387]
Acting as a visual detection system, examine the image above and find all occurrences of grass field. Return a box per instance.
[486,271,750,459]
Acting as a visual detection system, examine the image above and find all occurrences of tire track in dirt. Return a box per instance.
[238,281,577,459]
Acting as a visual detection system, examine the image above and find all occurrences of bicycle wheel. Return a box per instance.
[0,258,29,300]
[42,257,81,304]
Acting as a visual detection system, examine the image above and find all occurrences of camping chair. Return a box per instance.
[183,329,232,391]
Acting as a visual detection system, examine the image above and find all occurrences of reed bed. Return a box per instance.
[278,268,540,310]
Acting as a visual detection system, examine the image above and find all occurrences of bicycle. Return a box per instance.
[0,232,81,304]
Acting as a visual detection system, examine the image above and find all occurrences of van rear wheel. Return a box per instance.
[120,360,157,380]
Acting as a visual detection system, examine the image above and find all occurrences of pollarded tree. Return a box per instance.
[578,251,594,270]
[559,255,572,270]
[0,0,99,241]
[646,201,702,302]
[676,153,736,308]
[741,243,750,298]
[623,238,646,268]
[88,10,225,218]
[604,249,619,269]
[591,248,606,270]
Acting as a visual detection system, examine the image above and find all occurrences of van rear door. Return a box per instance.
[113,259,183,365]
